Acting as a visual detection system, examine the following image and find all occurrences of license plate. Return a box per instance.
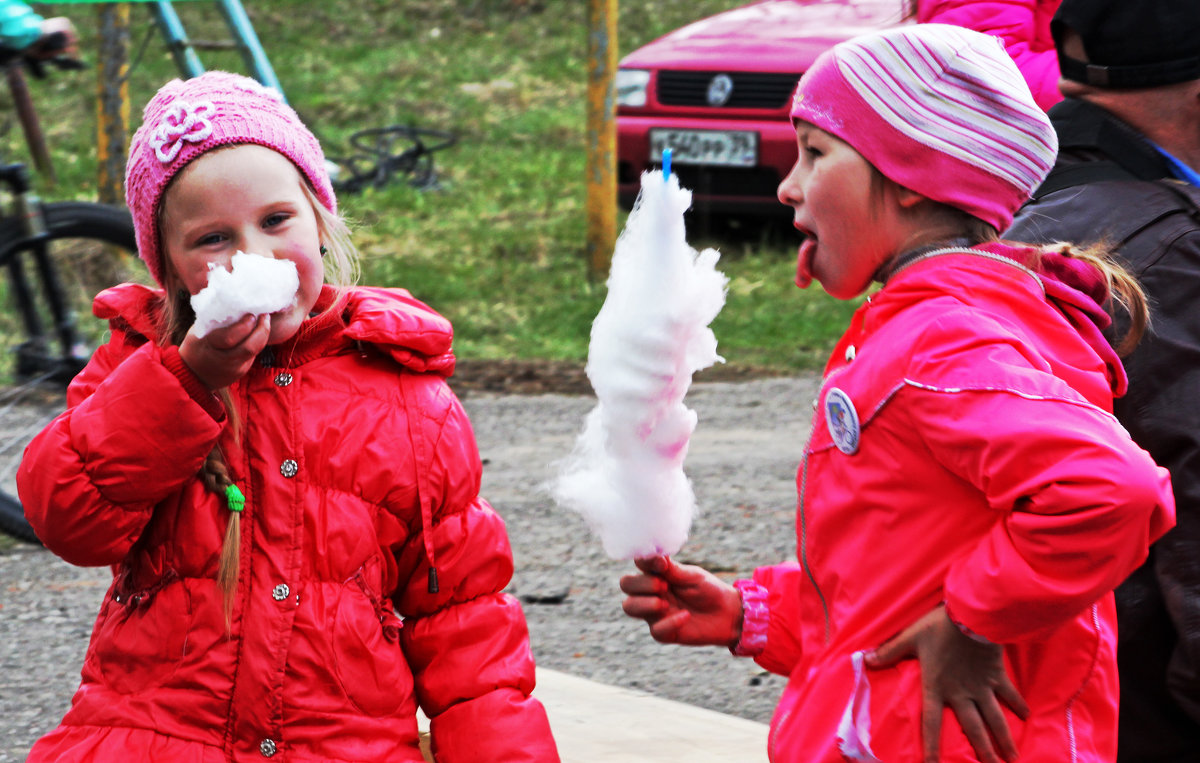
[649,129,758,167]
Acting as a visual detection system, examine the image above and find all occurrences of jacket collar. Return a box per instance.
[1049,98,1174,181]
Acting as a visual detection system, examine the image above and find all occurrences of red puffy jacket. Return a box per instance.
[19,283,558,762]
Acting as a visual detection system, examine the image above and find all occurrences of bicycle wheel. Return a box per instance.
[0,201,137,544]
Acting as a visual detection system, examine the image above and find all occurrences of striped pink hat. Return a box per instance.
[790,23,1056,232]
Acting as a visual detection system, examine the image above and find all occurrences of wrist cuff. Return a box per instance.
[731,579,769,657]
[944,599,992,645]
[161,345,225,422]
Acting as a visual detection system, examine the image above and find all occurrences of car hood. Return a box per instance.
[621,0,909,72]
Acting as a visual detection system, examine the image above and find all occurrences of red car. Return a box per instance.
[617,0,911,216]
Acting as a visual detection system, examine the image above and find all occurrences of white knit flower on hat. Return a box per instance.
[150,100,216,163]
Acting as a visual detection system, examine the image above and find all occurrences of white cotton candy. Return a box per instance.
[189,251,300,338]
[551,170,728,560]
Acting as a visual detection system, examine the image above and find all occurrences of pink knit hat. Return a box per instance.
[125,71,336,285]
[790,24,1056,232]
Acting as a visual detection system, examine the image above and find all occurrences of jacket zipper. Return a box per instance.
[1063,602,1102,763]
[768,706,791,761]
[797,451,831,644]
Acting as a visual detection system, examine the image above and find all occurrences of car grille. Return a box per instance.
[657,71,801,109]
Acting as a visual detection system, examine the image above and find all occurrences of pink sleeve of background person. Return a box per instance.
[918,0,1064,111]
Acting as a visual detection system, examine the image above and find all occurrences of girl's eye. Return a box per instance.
[264,212,289,228]
[804,145,823,159]
[196,233,225,247]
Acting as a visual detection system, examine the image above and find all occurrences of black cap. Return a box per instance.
[1052,0,1200,88]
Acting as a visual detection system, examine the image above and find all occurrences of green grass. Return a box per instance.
[7,0,857,372]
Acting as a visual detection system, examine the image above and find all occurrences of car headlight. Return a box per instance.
[616,69,651,107]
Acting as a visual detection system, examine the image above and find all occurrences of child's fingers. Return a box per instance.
[976,695,1018,763]
[205,314,257,349]
[995,678,1030,721]
[633,555,669,576]
[658,558,705,585]
[621,594,667,620]
[921,693,945,763]
[946,698,1002,763]
[648,610,690,643]
[864,631,916,668]
[619,572,665,597]
[245,313,271,351]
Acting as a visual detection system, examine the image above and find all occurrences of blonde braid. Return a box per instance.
[201,436,242,629]
[1039,242,1150,357]
[157,284,244,630]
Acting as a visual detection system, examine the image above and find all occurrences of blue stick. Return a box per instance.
[662,148,672,180]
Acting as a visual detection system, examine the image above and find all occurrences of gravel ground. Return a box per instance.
[0,374,820,760]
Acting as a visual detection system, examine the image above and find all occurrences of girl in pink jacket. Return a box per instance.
[621,24,1174,763]
[19,71,558,762]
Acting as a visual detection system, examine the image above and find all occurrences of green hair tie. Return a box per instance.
[225,484,245,513]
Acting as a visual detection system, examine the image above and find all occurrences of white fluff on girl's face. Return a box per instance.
[189,251,300,338]
[160,144,326,346]
[550,170,728,560]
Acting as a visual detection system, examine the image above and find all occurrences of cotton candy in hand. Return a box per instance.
[551,170,727,560]
[189,251,300,338]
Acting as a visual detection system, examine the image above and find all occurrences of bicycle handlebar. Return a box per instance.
[24,54,87,78]
[0,22,85,76]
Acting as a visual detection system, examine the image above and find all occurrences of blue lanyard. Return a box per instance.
[1154,145,1200,187]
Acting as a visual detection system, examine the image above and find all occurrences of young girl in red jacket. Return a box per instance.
[19,71,559,762]
[621,24,1174,763]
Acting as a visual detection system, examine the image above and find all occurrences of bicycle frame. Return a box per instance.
[150,0,287,102]
[0,162,84,380]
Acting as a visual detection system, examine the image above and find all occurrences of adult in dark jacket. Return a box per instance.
[1006,1,1200,760]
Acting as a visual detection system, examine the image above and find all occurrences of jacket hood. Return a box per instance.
[93,283,457,377]
[340,286,456,376]
[978,242,1128,397]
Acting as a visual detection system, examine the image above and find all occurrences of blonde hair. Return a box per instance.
[156,164,359,629]
[1032,241,1149,357]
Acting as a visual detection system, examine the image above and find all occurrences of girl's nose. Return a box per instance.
[239,231,273,258]
[777,162,803,208]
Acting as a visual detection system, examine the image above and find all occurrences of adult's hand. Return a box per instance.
[180,313,271,390]
[620,555,743,647]
[865,604,1029,763]
[29,17,77,60]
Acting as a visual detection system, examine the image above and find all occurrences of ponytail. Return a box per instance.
[1039,242,1150,357]
[199,431,242,629]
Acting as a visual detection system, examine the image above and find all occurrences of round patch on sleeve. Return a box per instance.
[825,387,860,455]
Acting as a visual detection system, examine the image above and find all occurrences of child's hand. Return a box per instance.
[619,555,743,647]
[865,605,1029,763]
[180,313,271,390]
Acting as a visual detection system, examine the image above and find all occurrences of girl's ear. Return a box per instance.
[895,185,927,210]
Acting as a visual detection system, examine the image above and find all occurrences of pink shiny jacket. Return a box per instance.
[19,284,558,762]
[919,0,1063,111]
[749,246,1173,762]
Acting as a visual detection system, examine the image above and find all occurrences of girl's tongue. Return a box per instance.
[795,237,817,289]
